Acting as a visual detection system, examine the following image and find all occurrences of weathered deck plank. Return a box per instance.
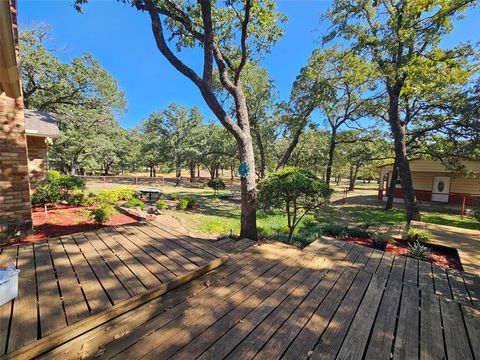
[0,222,229,358]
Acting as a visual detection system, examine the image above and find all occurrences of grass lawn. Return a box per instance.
[342,205,480,231]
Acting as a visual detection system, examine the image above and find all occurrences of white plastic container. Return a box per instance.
[0,263,20,306]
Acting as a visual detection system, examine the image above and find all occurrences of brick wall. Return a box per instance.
[27,135,48,190]
[0,94,32,245]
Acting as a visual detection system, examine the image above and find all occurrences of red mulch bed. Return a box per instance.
[20,204,141,244]
[338,236,463,271]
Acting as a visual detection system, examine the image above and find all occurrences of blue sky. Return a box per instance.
[19,1,480,128]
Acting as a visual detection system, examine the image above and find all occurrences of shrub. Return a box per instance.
[125,198,145,210]
[258,168,333,243]
[155,199,169,210]
[89,205,116,225]
[168,192,180,200]
[207,179,226,195]
[320,224,348,237]
[95,187,137,205]
[31,170,86,205]
[370,232,392,250]
[178,198,189,210]
[345,227,370,238]
[65,193,86,206]
[186,197,198,208]
[408,241,430,260]
[473,201,480,222]
[358,221,376,230]
[114,187,137,201]
[406,228,431,243]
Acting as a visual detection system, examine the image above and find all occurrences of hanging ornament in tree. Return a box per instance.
[237,162,250,178]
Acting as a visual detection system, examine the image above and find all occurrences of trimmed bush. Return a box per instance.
[370,232,392,250]
[178,198,189,210]
[155,199,169,210]
[408,241,430,260]
[125,198,145,210]
[31,170,86,205]
[95,187,137,205]
[473,201,480,222]
[207,179,226,195]
[185,197,198,208]
[168,192,180,200]
[65,193,86,206]
[320,224,348,237]
[258,168,332,243]
[89,205,116,225]
[406,228,431,243]
[345,227,370,238]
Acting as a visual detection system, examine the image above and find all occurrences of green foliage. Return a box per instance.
[65,193,86,206]
[89,205,116,225]
[141,103,203,179]
[155,199,169,210]
[178,198,189,210]
[166,193,179,200]
[31,170,86,205]
[95,187,137,205]
[406,228,432,243]
[370,232,392,250]
[20,24,130,175]
[185,197,198,208]
[474,201,480,223]
[258,167,333,243]
[408,241,430,261]
[320,224,348,237]
[125,198,145,210]
[207,179,226,195]
[345,227,370,239]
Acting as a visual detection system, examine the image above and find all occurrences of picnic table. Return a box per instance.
[138,189,161,202]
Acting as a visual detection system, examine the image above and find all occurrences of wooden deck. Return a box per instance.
[0,221,229,358]
[19,235,479,360]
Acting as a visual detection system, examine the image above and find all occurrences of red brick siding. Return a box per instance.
[0,94,32,244]
[27,136,48,190]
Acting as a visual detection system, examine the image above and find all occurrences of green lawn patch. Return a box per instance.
[342,205,480,231]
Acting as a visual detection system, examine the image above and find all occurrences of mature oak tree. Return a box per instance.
[75,0,286,240]
[325,0,477,222]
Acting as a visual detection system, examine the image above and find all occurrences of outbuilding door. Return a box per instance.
[431,176,451,202]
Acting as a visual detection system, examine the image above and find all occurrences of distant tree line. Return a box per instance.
[24,0,480,240]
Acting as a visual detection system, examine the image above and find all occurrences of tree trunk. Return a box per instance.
[388,87,421,222]
[146,1,258,240]
[325,128,337,187]
[348,165,359,191]
[385,157,399,210]
[238,137,258,240]
[69,159,77,176]
[189,163,195,182]
[209,167,215,180]
[255,130,267,178]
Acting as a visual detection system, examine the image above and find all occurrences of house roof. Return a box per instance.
[24,110,60,138]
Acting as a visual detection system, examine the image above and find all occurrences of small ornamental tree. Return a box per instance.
[207,179,226,196]
[258,168,332,243]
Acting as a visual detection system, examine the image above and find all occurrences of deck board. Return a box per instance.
[0,222,230,357]
[2,227,480,360]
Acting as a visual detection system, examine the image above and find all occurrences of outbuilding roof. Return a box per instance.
[24,110,60,138]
